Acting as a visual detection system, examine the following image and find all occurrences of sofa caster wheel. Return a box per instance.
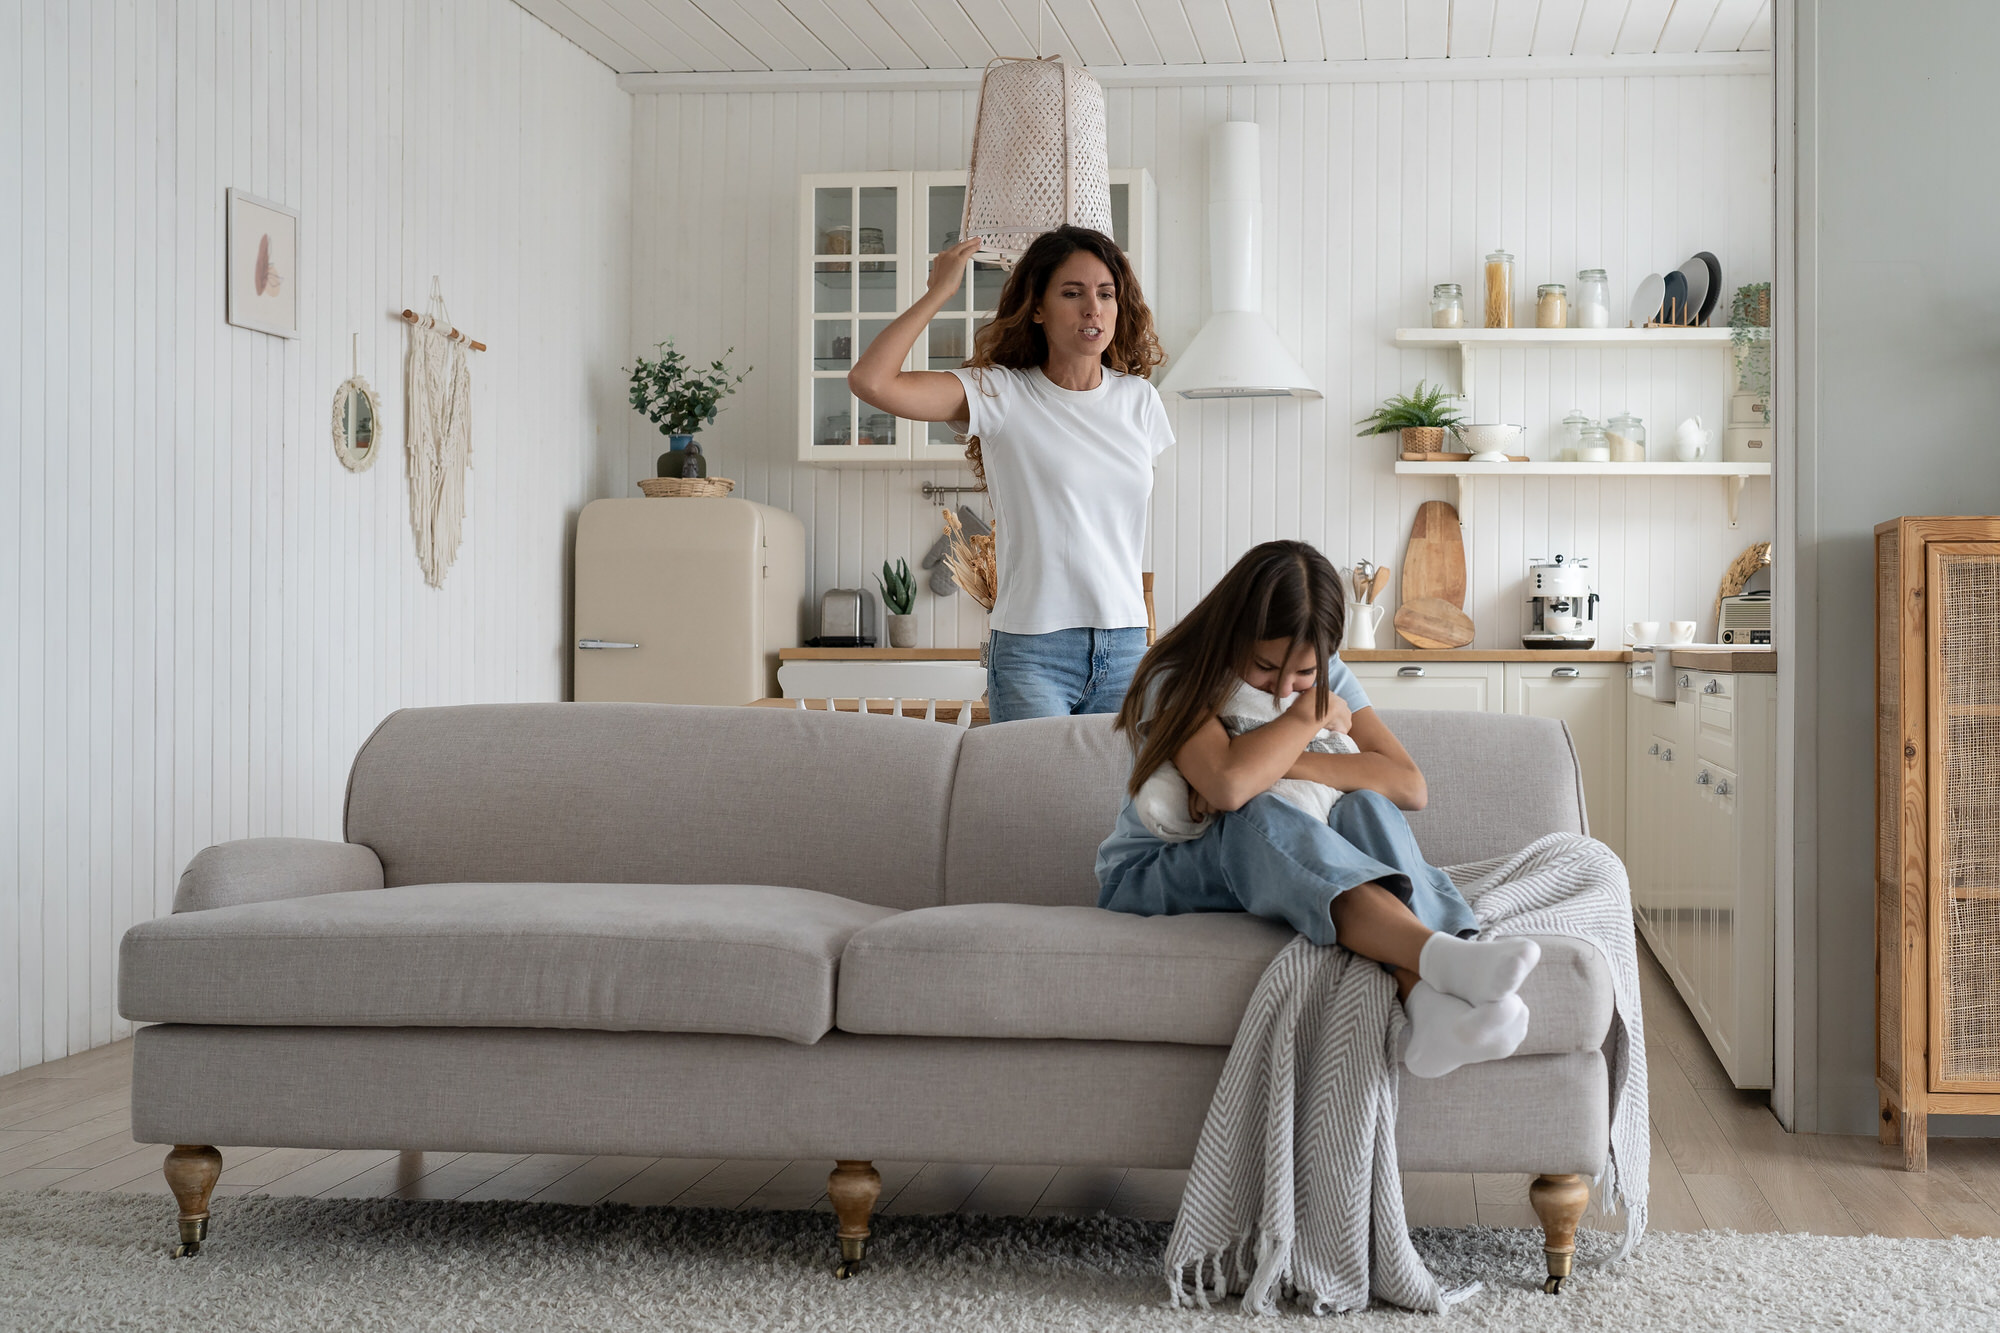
[834,1257,861,1279]
[1543,1274,1565,1294]
[172,1240,202,1259]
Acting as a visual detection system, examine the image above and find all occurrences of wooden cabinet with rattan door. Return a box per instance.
[1876,516,2000,1170]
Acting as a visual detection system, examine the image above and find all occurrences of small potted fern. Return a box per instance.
[876,558,917,648]
[1356,380,1464,456]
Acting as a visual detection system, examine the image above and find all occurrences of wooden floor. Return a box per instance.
[6,940,2000,1238]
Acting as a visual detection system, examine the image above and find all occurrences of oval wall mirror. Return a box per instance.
[332,374,382,471]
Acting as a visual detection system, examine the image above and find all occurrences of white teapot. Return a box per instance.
[1674,415,1712,462]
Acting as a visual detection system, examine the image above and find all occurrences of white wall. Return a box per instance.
[629,71,1772,649]
[0,0,631,1076]
[1796,0,2000,1135]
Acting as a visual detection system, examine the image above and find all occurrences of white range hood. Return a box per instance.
[1159,121,1321,400]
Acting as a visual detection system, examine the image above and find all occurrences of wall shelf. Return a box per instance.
[1394,461,1773,527]
[1394,327,1745,351]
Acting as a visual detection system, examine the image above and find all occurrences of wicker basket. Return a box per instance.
[639,476,735,499]
[1400,426,1447,455]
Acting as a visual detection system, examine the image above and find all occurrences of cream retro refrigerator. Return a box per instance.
[573,498,807,705]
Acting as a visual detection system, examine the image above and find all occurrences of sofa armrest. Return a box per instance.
[173,838,384,913]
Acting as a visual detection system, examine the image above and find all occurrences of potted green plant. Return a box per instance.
[876,558,917,648]
[1728,282,1773,405]
[1355,380,1464,456]
[627,340,752,478]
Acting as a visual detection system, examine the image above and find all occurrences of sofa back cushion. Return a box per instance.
[345,703,960,910]
[943,709,1586,906]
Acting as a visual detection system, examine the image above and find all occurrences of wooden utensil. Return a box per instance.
[1402,501,1467,609]
[1394,597,1476,650]
[1367,566,1391,605]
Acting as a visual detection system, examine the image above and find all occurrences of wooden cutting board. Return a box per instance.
[1394,597,1476,650]
[1403,501,1467,608]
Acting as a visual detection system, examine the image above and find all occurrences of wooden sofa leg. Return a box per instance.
[164,1145,223,1258]
[827,1160,881,1279]
[1529,1172,1589,1294]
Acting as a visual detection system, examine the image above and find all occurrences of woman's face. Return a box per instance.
[1033,250,1118,360]
[1242,638,1322,699]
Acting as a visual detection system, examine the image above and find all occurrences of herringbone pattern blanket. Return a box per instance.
[1165,833,1648,1315]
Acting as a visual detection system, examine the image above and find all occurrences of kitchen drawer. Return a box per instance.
[777,659,988,701]
[1348,661,1503,713]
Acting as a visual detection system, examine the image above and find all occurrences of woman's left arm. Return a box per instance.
[1282,707,1429,810]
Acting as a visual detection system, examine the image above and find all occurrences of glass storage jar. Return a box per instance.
[1483,251,1514,328]
[1606,413,1646,462]
[1536,283,1569,329]
[1576,269,1611,328]
[1577,423,1611,463]
[1560,409,1592,462]
[1431,283,1465,328]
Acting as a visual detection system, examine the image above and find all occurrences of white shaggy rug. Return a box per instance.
[3,1192,1998,1331]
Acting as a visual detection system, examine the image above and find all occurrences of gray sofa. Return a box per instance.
[120,703,1617,1291]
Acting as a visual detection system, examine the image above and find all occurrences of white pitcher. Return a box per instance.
[1344,601,1385,651]
[1674,415,1711,462]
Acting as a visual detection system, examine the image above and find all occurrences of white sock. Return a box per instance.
[1402,983,1531,1079]
[1417,933,1542,1005]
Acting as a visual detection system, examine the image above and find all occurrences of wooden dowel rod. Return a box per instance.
[399,308,487,352]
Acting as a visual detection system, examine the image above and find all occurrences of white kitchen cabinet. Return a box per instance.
[1349,658,1625,859]
[1348,660,1504,713]
[798,168,1155,467]
[1504,662,1626,859]
[1627,668,1775,1088]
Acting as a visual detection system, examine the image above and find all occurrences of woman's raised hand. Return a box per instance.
[926,236,982,303]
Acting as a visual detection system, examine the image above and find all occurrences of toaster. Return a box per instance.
[1718,591,1772,645]
[810,587,876,647]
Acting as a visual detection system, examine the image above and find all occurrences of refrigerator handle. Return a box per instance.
[577,639,640,650]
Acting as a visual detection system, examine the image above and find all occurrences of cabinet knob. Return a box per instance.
[1716,780,1732,796]
[1697,769,1713,785]
[1678,673,1691,688]
[1647,743,1660,756]
[1703,679,1723,694]
[1660,747,1673,761]
[1553,666,1581,678]
[1397,666,1425,677]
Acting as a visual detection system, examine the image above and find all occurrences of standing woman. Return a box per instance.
[848,226,1172,723]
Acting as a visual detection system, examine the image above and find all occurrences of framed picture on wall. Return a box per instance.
[226,188,299,338]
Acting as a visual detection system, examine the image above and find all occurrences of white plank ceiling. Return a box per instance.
[516,0,1772,74]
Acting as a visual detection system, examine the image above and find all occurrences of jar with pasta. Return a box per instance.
[1536,283,1568,329]
[1483,250,1514,328]
[1430,283,1465,329]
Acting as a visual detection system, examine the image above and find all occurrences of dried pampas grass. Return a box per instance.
[942,508,997,611]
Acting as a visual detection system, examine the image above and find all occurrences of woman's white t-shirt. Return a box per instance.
[948,364,1176,635]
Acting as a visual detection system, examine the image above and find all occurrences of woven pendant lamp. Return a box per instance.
[962,55,1113,263]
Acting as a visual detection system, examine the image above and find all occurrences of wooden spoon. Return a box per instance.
[1394,597,1475,650]
[1367,566,1391,605]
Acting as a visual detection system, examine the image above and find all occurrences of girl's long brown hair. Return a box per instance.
[958,225,1166,480]
[1115,541,1348,796]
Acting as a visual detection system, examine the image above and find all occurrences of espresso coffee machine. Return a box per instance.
[1523,554,1599,649]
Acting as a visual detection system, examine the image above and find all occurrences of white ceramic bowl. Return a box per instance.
[1451,423,1524,453]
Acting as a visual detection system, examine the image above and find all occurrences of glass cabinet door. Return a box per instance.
[802,175,910,461]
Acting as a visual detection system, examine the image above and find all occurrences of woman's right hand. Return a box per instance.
[926,237,981,304]
[1285,689,1352,737]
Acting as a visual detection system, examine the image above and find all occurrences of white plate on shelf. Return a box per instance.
[1676,256,1711,325]
[1630,273,1666,328]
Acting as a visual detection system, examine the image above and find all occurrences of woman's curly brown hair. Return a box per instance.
[958,225,1166,480]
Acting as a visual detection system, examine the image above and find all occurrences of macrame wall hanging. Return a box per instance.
[961,45,1112,263]
[402,279,478,588]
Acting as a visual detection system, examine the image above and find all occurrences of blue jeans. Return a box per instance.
[1096,789,1479,946]
[987,627,1148,724]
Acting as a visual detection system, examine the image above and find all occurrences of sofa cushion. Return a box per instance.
[120,883,894,1044]
[836,904,1615,1055]
[344,704,961,911]
[941,712,1587,908]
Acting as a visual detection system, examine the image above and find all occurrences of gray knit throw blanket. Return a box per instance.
[1165,832,1649,1315]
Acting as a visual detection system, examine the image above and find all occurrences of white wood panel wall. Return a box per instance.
[0,0,631,1076]
[630,73,1773,651]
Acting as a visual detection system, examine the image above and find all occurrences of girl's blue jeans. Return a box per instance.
[1096,788,1479,946]
[987,627,1148,724]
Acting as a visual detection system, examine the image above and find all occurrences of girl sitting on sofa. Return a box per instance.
[1095,539,1540,1077]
